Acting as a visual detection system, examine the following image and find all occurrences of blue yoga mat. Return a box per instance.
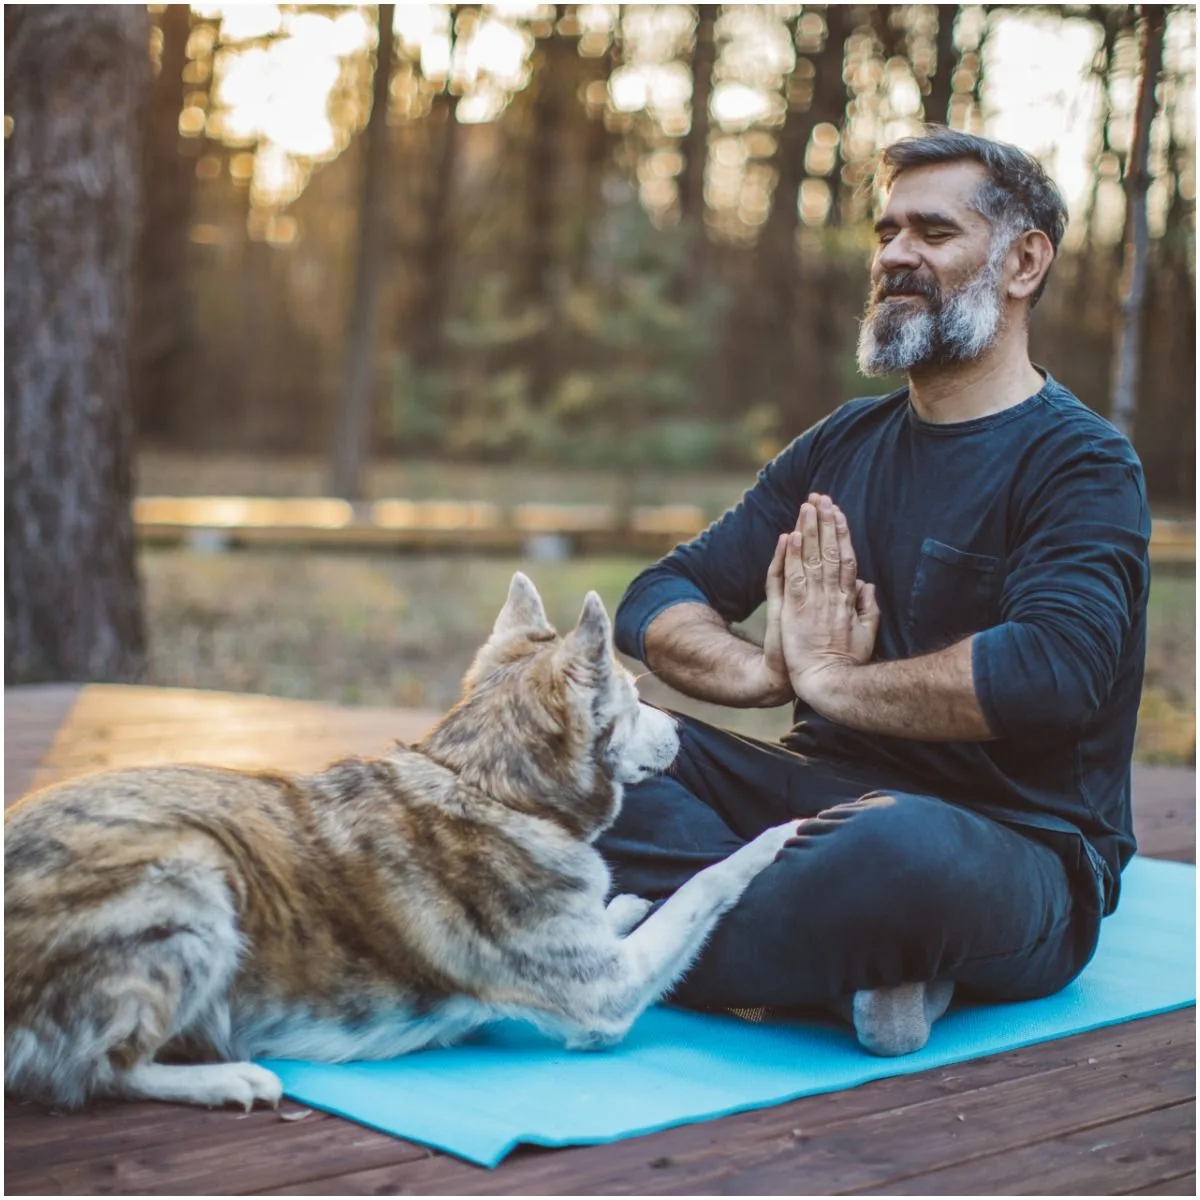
[261,856,1195,1168]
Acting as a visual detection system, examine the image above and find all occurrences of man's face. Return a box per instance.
[857,160,1012,377]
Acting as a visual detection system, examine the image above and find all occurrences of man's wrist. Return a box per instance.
[790,659,856,717]
[749,656,795,708]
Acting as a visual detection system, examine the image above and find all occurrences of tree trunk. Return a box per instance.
[135,4,194,441]
[408,52,461,371]
[524,6,571,407]
[573,21,620,283]
[673,3,718,300]
[750,7,851,428]
[925,6,958,126]
[330,3,395,500]
[5,5,149,684]
[1108,5,1165,441]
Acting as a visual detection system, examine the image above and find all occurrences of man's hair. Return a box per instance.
[876,127,1068,306]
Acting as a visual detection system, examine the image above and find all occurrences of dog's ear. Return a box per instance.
[492,572,552,639]
[565,591,613,667]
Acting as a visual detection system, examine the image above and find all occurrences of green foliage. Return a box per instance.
[386,202,756,471]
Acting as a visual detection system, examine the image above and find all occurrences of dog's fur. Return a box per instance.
[5,574,799,1111]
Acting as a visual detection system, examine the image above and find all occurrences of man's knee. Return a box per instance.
[783,792,1000,934]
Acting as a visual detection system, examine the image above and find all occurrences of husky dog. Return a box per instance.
[5,574,800,1112]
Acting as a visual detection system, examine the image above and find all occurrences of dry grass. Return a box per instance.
[140,549,1194,765]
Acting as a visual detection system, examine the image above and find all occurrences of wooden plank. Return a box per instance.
[5,1098,331,1160]
[3,684,80,805]
[11,1012,1187,1196]
[4,685,442,807]
[255,1010,1194,1196]
[1131,766,1196,861]
[678,1034,1194,1196]
[1128,1170,1197,1194]
[129,497,1196,562]
[867,1101,1196,1196]
[6,1107,435,1197]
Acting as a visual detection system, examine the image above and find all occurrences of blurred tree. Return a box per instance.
[330,2,396,500]
[5,5,148,683]
[1108,4,1166,440]
[91,2,1194,505]
[737,4,852,431]
[523,5,574,407]
[673,3,718,299]
[924,6,959,126]
[407,4,463,373]
[136,4,195,440]
[572,7,621,281]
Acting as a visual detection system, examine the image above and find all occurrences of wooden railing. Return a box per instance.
[132,496,1196,562]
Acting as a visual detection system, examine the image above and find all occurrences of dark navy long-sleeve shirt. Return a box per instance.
[615,372,1151,915]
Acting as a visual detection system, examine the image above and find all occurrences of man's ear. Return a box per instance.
[491,572,552,639]
[1005,228,1055,304]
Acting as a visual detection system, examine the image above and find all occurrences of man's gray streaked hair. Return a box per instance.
[876,127,1069,306]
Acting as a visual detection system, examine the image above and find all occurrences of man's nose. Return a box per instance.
[877,231,921,272]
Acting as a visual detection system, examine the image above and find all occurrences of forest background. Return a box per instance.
[5,3,1196,763]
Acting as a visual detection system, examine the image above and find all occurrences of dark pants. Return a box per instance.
[597,714,1102,1010]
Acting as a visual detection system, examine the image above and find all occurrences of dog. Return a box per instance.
[5,573,800,1111]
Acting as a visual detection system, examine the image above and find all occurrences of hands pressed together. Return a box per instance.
[761,494,880,707]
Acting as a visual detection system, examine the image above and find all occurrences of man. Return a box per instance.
[598,128,1151,1056]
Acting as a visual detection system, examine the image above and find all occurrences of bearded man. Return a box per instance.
[597,128,1151,1055]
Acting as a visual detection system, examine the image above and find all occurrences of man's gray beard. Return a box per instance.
[856,249,1007,377]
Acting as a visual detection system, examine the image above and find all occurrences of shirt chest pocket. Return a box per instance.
[905,538,1003,651]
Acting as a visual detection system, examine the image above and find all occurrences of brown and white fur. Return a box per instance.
[5,574,800,1112]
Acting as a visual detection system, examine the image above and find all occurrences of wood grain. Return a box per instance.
[4,684,1195,1196]
[865,1101,1196,1195]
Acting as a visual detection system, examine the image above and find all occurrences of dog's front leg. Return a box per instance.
[565,820,801,1047]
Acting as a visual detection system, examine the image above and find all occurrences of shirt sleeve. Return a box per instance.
[613,431,817,662]
[971,441,1150,740]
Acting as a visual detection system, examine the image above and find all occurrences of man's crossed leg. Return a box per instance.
[597,714,1101,1055]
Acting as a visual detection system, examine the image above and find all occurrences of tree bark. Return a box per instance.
[330,3,395,500]
[135,3,195,440]
[1108,4,1165,441]
[407,6,461,372]
[5,5,149,684]
[673,3,718,300]
[523,6,572,407]
[925,6,958,126]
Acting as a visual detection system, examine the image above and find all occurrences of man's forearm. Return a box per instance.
[796,637,997,741]
[643,603,793,708]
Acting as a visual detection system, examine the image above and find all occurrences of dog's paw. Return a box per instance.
[117,1060,284,1111]
[199,1063,284,1112]
[606,893,653,935]
[737,819,804,873]
[712,819,804,890]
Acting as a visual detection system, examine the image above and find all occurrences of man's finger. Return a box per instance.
[818,496,839,574]
[856,580,881,639]
[785,526,809,598]
[798,502,823,572]
[795,494,821,532]
[835,507,857,593]
[767,532,788,592]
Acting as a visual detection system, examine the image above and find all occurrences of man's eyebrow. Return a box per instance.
[873,210,966,234]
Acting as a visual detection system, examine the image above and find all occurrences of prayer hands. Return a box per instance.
[765,494,880,702]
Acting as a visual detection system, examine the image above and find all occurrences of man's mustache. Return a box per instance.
[872,272,941,306]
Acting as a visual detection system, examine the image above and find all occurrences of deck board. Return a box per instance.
[5,683,1195,1195]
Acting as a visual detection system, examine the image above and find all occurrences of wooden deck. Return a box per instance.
[5,683,1195,1195]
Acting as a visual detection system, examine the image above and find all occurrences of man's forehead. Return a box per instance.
[879,160,990,223]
